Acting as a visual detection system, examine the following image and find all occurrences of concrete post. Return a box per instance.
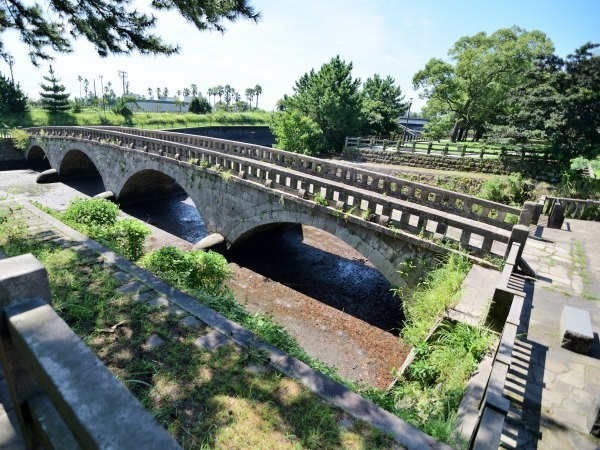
[518,201,538,226]
[504,225,529,261]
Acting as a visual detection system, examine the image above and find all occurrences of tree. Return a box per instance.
[156,87,161,99]
[254,84,262,108]
[147,87,153,99]
[271,110,323,155]
[361,74,406,136]
[188,95,211,114]
[282,56,363,152]
[39,65,70,113]
[413,27,554,141]
[245,87,254,107]
[0,72,29,119]
[1,0,260,65]
[215,85,224,103]
[495,43,600,160]
[190,84,198,97]
[182,87,190,97]
[163,87,169,98]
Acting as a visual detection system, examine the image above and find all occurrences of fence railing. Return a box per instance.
[27,126,514,259]
[345,137,553,161]
[543,196,600,221]
[0,128,13,138]
[0,253,181,449]
[88,126,523,231]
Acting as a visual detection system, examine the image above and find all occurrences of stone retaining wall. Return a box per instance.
[345,148,563,182]
[0,139,26,169]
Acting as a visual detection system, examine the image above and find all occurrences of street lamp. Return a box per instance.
[403,98,413,144]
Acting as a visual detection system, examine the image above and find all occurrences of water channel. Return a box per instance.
[0,168,410,388]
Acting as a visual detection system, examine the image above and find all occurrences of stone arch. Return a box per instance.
[118,169,185,204]
[225,205,407,287]
[59,148,104,180]
[25,145,50,170]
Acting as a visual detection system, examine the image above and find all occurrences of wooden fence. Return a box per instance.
[345,137,552,161]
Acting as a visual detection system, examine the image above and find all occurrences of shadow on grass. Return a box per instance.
[0,215,394,449]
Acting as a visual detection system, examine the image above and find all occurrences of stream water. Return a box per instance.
[0,168,410,388]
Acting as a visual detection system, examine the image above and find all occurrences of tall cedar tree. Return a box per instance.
[0,0,260,65]
[39,65,70,113]
[0,72,29,118]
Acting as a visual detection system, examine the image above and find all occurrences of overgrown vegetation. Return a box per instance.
[480,173,534,206]
[22,198,495,446]
[0,205,394,448]
[3,108,271,128]
[61,198,150,260]
[10,128,30,151]
[362,253,493,446]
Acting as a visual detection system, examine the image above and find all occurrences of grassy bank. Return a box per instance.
[5,108,272,129]
[24,198,493,446]
[0,203,394,449]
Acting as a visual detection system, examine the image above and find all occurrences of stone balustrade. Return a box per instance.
[28,126,512,259]
[92,126,523,231]
[0,254,180,449]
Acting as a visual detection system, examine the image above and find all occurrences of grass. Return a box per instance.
[9,199,496,446]
[5,108,272,129]
[0,204,396,449]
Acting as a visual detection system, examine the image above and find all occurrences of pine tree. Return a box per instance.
[0,72,29,116]
[39,65,70,113]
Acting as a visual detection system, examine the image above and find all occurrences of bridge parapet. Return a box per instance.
[93,126,523,231]
[27,127,510,261]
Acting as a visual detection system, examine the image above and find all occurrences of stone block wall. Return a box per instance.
[345,148,563,182]
[0,139,26,169]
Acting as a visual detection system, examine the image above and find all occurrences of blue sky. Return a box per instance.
[2,0,599,112]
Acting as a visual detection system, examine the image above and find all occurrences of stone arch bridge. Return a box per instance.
[25,126,524,287]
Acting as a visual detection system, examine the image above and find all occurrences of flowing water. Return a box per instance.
[0,168,410,388]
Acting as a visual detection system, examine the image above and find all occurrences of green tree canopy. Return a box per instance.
[188,95,212,114]
[361,74,407,136]
[0,72,29,121]
[413,26,554,141]
[282,55,363,153]
[39,65,70,113]
[493,43,600,160]
[0,0,260,64]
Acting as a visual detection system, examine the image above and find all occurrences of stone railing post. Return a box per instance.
[518,201,538,226]
[504,225,529,261]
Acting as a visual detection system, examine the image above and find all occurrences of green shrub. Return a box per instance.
[103,219,150,261]
[570,156,590,171]
[141,246,230,294]
[480,173,533,206]
[63,198,119,228]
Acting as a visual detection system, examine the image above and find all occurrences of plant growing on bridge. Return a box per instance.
[313,192,328,206]
[10,128,30,151]
[103,219,150,261]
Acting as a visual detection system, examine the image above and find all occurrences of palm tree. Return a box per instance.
[77,75,83,98]
[223,84,233,107]
[245,87,254,107]
[147,87,153,99]
[156,87,161,99]
[190,84,198,97]
[183,87,190,97]
[216,85,224,104]
[254,84,262,109]
[163,87,169,98]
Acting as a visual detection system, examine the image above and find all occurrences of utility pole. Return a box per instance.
[99,75,106,120]
[5,55,15,85]
[118,70,128,99]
